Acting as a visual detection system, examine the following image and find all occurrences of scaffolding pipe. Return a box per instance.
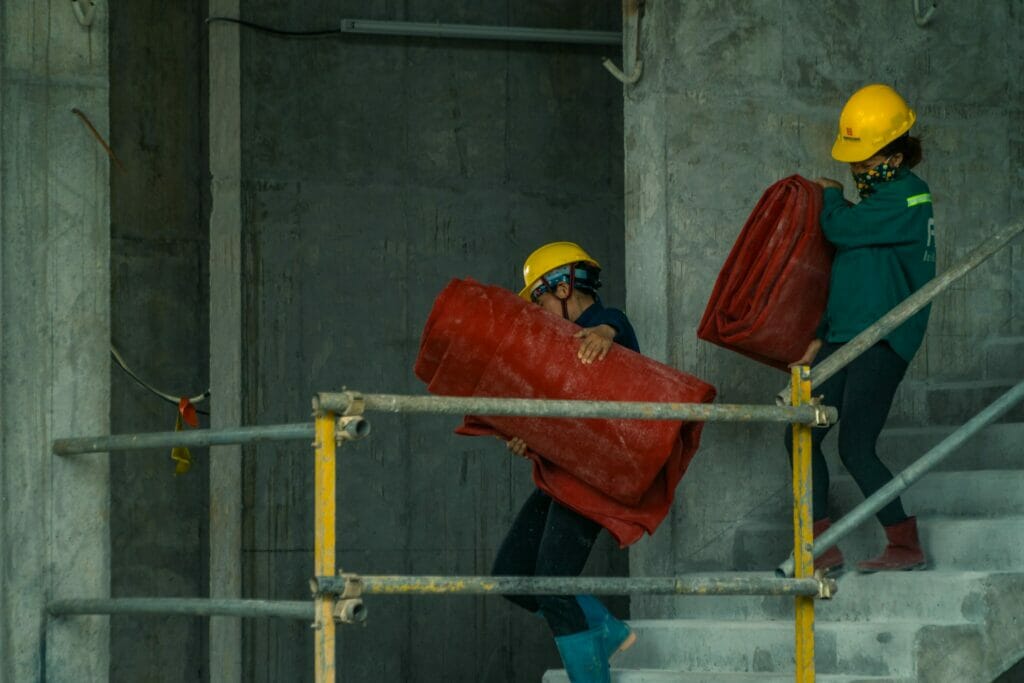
[54,399,837,457]
[317,392,836,426]
[338,18,620,46]
[48,598,314,620]
[52,423,315,456]
[778,221,1024,404]
[313,574,825,597]
[777,378,1024,577]
[790,366,816,681]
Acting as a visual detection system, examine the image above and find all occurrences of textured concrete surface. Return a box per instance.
[0,2,111,681]
[208,0,243,680]
[215,2,626,681]
[108,0,210,681]
[625,0,1024,599]
[546,569,1024,681]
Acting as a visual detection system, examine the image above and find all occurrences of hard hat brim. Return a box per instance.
[831,109,916,163]
[831,135,880,163]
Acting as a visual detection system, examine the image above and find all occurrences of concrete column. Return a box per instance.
[1,2,111,681]
[208,0,243,680]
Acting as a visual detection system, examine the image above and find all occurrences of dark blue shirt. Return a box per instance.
[575,300,640,353]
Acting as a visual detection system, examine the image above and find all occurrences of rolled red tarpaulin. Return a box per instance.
[697,175,834,371]
[415,278,717,547]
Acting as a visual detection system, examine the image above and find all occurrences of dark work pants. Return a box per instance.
[491,488,602,636]
[785,341,910,527]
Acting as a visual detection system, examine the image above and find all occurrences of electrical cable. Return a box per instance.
[111,345,210,415]
[205,16,342,37]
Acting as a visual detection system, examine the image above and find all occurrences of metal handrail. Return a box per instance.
[777,378,1024,577]
[771,220,1024,580]
[316,391,835,424]
[49,598,315,620]
[52,381,828,682]
[312,573,827,597]
[777,221,1024,404]
[52,396,837,456]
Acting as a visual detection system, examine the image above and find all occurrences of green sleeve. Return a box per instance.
[820,187,919,248]
[814,315,829,340]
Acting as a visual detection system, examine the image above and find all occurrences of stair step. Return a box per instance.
[830,469,1024,516]
[664,570,1017,623]
[982,336,1024,379]
[543,670,913,682]
[733,517,1024,571]
[599,619,930,676]
[920,379,1024,425]
[873,422,1024,472]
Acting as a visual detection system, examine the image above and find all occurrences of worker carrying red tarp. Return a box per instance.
[697,175,835,370]
[414,277,717,547]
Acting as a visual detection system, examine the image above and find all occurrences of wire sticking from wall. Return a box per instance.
[205,16,342,37]
[111,345,210,415]
[72,108,126,173]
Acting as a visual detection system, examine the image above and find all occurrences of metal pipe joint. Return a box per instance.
[337,416,370,441]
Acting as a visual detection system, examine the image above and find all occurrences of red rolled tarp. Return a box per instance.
[414,278,717,547]
[697,175,834,371]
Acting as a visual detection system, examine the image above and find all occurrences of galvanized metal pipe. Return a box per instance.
[778,221,1024,404]
[777,379,1024,577]
[338,19,620,46]
[52,423,315,456]
[317,391,837,426]
[314,574,823,597]
[48,598,314,620]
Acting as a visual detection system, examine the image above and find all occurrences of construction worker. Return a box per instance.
[788,84,935,573]
[492,241,637,683]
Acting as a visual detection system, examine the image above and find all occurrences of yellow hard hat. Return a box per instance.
[518,241,600,300]
[831,84,916,163]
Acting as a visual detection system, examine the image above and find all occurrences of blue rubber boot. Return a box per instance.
[554,627,611,683]
[576,595,636,661]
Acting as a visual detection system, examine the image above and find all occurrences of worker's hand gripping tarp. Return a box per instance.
[697,175,834,370]
[414,279,717,546]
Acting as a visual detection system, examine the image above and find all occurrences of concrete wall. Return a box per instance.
[626,0,1024,605]
[108,0,210,681]
[221,2,625,681]
[0,2,111,681]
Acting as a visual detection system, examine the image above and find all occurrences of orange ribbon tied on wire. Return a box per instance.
[171,397,199,475]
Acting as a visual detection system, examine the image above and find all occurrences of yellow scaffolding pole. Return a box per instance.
[791,366,815,682]
[52,389,833,682]
[314,407,338,683]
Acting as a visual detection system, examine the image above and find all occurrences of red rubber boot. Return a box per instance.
[813,518,845,575]
[857,516,927,573]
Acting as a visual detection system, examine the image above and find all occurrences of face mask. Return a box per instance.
[852,157,897,197]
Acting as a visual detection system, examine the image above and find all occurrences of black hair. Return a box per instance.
[879,133,923,168]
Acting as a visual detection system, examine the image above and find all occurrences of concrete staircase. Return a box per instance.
[545,337,1024,683]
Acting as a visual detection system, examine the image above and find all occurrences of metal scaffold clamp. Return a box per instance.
[340,390,365,416]
[311,573,368,625]
[335,390,371,442]
[334,573,367,624]
[337,415,371,442]
[815,571,838,600]
[810,395,831,427]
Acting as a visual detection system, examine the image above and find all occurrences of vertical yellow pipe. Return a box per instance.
[314,412,337,682]
[791,366,815,683]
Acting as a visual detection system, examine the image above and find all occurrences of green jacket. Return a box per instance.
[816,168,936,363]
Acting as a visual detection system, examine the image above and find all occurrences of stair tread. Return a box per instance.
[544,671,912,682]
[629,617,972,629]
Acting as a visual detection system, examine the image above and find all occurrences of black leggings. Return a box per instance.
[785,341,910,527]
[491,488,602,636]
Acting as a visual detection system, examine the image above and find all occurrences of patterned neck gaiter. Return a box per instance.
[853,157,897,197]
